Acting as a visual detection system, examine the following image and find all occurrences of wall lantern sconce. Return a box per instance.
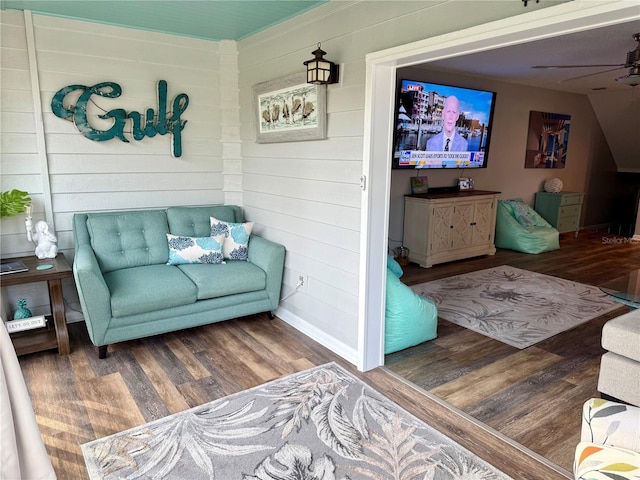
[303,43,339,85]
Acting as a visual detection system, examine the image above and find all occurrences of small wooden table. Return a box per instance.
[1,253,72,355]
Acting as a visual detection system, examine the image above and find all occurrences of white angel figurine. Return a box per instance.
[33,220,58,259]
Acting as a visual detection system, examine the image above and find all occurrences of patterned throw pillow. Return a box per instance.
[167,234,225,265]
[210,217,254,261]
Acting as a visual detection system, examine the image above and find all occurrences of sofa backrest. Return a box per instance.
[73,205,245,273]
[166,205,243,237]
[85,210,170,273]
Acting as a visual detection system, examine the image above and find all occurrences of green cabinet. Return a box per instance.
[534,191,585,236]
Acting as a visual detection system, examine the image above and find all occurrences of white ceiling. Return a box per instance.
[421,20,640,95]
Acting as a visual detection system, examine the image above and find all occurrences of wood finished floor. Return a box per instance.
[386,230,640,473]
[20,313,573,479]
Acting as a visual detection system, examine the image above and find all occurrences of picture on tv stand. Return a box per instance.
[392,79,497,169]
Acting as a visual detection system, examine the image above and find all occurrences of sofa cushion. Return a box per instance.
[104,265,197,317]
[167,234,225,265]
[602,309,640,362]
[581,398,640,452]
[598,352,640,407]
[574,441,640,479]
[86,210,169,273]
[177,262,266,300]
[210,216,254,261]
[166,205,242,237]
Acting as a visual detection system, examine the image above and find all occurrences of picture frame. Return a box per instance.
[253,72,327,143]
[524,110,571,169]
[410,176,429,194]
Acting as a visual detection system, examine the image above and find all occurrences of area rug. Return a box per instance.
[411,265,620,349]
[82,363,510,479]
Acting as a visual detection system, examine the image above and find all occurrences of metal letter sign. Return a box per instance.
[51,81,189,157]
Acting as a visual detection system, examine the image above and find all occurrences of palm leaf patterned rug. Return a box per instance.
[411,265,621,349]
[82,363,510,479]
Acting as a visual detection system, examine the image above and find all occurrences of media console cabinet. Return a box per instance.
[403,190,500,268]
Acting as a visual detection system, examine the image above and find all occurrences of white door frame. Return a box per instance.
[357,0,640,371]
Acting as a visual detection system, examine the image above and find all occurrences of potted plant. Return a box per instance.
[0,189,31,218]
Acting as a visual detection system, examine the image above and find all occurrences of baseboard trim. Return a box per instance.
[275,306,359,367]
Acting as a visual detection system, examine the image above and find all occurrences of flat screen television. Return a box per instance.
[392,79,497,169]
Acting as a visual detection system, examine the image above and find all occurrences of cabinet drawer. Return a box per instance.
[558,204,581,217]
[560,193,584,206]
[557,216,578,233]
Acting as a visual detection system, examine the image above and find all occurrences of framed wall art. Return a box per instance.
[524,110,571,169]
[253,72,327,144]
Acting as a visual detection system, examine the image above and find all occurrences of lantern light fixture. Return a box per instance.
[304,43,339,85]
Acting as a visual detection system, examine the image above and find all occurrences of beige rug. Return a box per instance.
[411,265,621,349]
[82,363,510,479]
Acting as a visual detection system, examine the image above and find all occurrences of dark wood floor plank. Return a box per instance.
[161,331,211,380]
[130,343,191,415]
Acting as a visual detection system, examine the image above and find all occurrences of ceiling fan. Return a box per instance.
[532,32,640,86]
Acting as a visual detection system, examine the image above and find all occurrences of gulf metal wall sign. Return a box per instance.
[51,80,189,157]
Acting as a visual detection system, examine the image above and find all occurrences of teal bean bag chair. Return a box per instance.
[495,199,559,254]
[385,256,438,354]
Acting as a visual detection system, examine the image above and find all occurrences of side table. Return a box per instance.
[1,253,72,355]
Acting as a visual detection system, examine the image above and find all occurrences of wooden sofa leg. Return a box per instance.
[268,311,275,320]
[98,345,108,359]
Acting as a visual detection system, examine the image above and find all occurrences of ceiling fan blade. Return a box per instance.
[532,64,626,69]
[558,66,626,83]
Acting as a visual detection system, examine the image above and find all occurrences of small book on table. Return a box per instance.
[0,260,28,275]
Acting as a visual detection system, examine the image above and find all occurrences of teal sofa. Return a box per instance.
[72,205,285,358]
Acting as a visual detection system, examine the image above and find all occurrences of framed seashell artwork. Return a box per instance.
[253,72,327,143]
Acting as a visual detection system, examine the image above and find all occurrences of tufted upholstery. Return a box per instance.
[86,210,169,273]
[166,205,242,237]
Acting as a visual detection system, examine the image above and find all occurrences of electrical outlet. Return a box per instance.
[298,275,305,287]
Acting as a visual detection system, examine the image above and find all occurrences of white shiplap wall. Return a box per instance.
[0,1,562,365]
[1,10,50,319]
[1,10,230,320]
[1,11,40,255]
[237,1,553,363]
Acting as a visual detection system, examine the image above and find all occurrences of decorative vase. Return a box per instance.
[14,298,32,320]
[544,178,563,193]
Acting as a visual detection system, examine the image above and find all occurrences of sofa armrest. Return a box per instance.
[581,398,640,453]
[248,235,285,310]
[73,244,112,346]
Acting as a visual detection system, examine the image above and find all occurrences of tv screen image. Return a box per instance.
[392,79,497,169]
